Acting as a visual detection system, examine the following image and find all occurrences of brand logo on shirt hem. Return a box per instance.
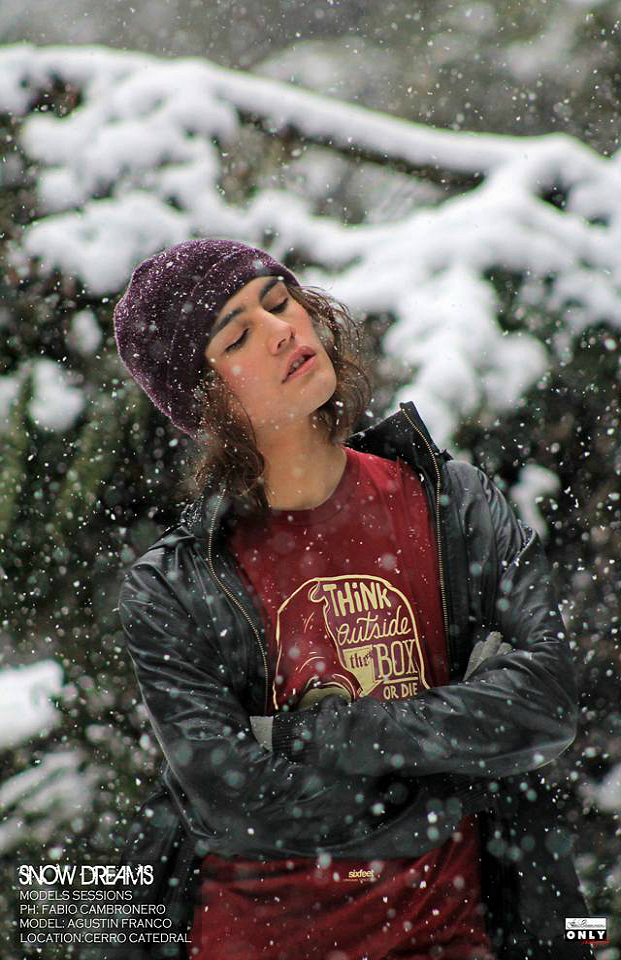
[344,868,380,883]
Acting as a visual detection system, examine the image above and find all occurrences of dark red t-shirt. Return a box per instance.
[190,447,496,960]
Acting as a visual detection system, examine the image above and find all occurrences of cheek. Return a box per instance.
[221,358,252,385]
[221,362,266,406]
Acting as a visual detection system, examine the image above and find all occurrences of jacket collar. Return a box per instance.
[180,400,447,542]
[347,400,446,466]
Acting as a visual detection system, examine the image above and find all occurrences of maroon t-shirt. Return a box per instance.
[190,447,496,960]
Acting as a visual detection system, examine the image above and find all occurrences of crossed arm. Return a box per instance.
[119,466,577,858]
[118,561,492,861]
[250,632,512,748]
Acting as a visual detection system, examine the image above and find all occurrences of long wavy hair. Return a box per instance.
[179,282,374,518]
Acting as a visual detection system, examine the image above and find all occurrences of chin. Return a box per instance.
[309,369,338,413]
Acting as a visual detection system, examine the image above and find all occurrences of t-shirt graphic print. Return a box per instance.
[273,572,429,708]
[236,444,446,711]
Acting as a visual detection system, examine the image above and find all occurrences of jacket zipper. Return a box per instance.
[399,406,453,671]
[206,487,270,714]
[401,405,510,944]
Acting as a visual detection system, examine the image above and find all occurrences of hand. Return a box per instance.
[463,631,512,680]
[250,715,274,751]
[297,683,352,710]
[250,685,351,751]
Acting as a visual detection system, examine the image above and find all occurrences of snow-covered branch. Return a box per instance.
[1,42,620,446]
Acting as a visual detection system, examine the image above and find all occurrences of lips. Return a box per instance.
[283,347,316,382]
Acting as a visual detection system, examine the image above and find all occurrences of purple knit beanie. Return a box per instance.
[113,237,300,439]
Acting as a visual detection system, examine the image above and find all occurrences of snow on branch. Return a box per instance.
[1,42,620,448]
[0,749,98,855]
[0,660,63,750]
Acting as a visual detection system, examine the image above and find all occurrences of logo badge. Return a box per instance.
[564,918,608,945]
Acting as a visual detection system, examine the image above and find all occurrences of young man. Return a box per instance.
[112,237,593,960]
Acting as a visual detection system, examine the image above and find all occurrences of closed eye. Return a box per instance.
[225,328,248,352]
[224,298,289,352]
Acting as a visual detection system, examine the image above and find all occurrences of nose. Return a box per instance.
[265,312,295,354]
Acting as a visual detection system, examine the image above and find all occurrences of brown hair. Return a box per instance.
[179,283,374,517]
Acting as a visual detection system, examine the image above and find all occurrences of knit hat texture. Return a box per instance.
[113,237,300,438]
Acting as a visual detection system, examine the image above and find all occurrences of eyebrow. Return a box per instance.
[209,276,283,341]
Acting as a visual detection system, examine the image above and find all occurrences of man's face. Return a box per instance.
[205,276,337,437]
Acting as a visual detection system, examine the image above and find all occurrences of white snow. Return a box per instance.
[67,308,103,355]
[581,762,621,817]
[509,464,561,540]
[0,660,63,750]
[0,661,94,857]
[29,358,85,431]
[18,191,192,297]
[594,763,621,813]
[1,359,85,433]
[0,749,98,855]
[0,41,620,464]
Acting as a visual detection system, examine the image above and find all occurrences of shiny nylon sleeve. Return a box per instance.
[271,463,578,779]
[117,561,492,859]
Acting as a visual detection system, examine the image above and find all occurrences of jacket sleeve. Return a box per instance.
[117,559,491,860]
[271,463,578,779]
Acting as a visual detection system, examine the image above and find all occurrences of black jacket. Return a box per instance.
[114,401,593,960]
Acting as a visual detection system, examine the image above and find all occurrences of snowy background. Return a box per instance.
[0,6,620,956]
[1,43,620,469]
